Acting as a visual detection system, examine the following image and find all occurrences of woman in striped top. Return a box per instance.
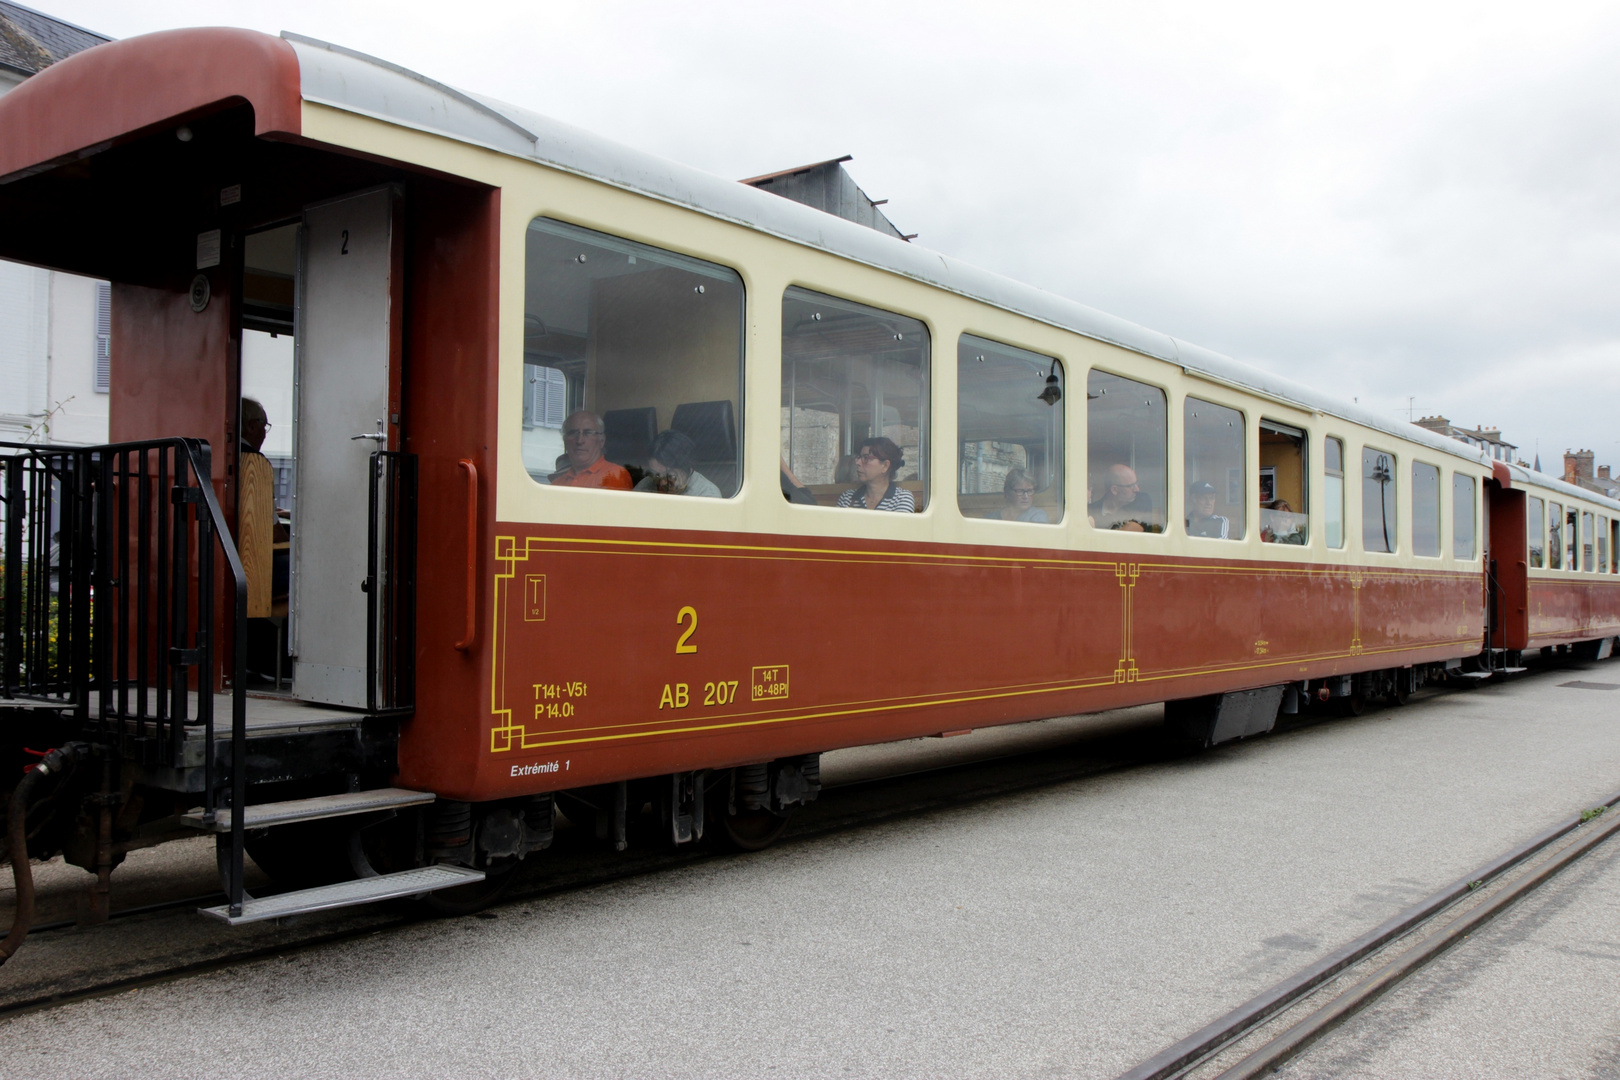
[837,437,915,513]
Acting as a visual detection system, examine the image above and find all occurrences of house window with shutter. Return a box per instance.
[93,281,111,393]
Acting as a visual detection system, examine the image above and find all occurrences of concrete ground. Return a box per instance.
[4,661,1620,1079]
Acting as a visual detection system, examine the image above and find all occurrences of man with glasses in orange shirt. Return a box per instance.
[549,410,632,490]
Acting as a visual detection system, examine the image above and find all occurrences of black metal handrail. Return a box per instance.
[2,438,249,916]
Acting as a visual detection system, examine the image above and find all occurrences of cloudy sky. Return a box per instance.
[45,0,1620,469]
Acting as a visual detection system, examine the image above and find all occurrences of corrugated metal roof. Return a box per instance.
[283,32,1618,510]
[0,1,108,77]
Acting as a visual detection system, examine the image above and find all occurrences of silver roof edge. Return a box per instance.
[280,37,1538,475]
[1502,463,1620,512]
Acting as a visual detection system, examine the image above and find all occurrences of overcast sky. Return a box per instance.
[45,0,1620,469]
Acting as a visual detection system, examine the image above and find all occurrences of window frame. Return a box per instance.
[1451,472,1476,561]
[1085,366,1171,535]
[1410,459,1442,559]
[1361,445,1400,555]
[1527,496,1545,569]
[955,333,1064,526]
[1182,394,1248,542]
[1323,435,1347,550]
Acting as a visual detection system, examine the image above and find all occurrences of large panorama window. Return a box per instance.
[1412,462,1441,557]
[781,288,928,511]
[1363,447,1398,553]
[958,336,1062,523]
[1183,397,1244,539]
[1527,497,1545,568]
[1088,371,1166,532]
[522,219,744,496]
[1261,420,1308,544]
[1453,474,1475,559]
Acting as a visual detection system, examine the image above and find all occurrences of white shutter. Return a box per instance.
[93,281,111,393]
[543,366,566,427]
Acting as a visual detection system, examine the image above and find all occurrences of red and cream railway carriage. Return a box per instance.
[2,27,1617,933]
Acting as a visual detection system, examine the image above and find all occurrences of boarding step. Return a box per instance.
[1497,666,1528,674]
[1455,671,1494,680]
[198,864,485,925]
[181,787,434,832]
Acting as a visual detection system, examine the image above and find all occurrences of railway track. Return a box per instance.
[1117,787,1620,1080]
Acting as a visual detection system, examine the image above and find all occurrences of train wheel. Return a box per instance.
[244,820,354,891]
[1336,691,1366,718]
[714,806,791,851]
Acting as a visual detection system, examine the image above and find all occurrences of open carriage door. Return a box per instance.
[290,186,405,708]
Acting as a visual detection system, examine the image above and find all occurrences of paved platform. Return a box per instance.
[5,662,1620,1078]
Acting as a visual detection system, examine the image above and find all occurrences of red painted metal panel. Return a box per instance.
[1526,578,1620,648]
[0,29,301,182]
[405,523,1486,802]
[1488,483,1529,650]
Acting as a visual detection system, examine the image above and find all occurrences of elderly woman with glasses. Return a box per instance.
[987,468,1048,522]
[836,436,914,512]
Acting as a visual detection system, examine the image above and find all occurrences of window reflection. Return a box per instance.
[1087,370,1166,532]
[1547,502,1563,569]
[1527,497,1545,568]
[1452,474,1475,559]
[1362,447,1397,553]
[1412,462,1441,557]
[1324,437,1346,549]
[1183,397,1244,539]
[957,335,1062,523]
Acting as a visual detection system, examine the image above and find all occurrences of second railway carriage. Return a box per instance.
[2,27,1617,931]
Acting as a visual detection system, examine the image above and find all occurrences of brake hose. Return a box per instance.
[1,742,89,967]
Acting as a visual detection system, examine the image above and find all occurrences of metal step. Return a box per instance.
[181,787,434,832]
[1455,671,1494,680]
[1498,666,1528,674]
[198,864,485,925]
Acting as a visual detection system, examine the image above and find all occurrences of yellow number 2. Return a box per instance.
[675,606,698,654]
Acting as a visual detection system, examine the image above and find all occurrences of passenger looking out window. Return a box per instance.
[1087,370,1166,532]
[523,217,744,496]
[1363,448,1397,553]
[989,469,1048,522]
[782,288,928,509]
[550,411,632,489]
[837,437,914,512]
[634,430,721,497]
[957,335,1063,524]
[1261,421,1308,544]
[1527,497,1545,568]
[1186,481,1230,538]
[1183,397,1244,539]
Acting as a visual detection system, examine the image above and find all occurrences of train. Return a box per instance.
[2,26,1618,948]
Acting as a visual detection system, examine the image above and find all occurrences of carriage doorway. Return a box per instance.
[289,186,404,709]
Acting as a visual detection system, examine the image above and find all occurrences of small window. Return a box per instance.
[93,281,111,393]
[1324,436,1346,549]
[1612,519,1618,573]
[523,218,745,495]
[1599,516,1609,574]
[1412,462,1441,557]
[1363,447,1398,553]
[1547,502,1563,569]
[1527,497,1545,568]
[1453,474,1475,559]
[1260,421,1308,544]
[1087,370,1166,532]
[1583,511,1595,571]
[1567,507,1579,571]
[957,336,1062,524]
[1183,397,1244,539]
[782,288,928,511]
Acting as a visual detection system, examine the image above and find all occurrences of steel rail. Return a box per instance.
[1211,802,1620,1079]
[1117,789,1620,1080]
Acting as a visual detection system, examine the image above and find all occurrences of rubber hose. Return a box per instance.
[0,742,88,967]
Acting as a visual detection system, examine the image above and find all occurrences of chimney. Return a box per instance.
[1414,415,1451,435]
[1566,449,1596,480]
[1601,465,1612,481]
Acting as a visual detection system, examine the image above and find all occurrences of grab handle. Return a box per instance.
[454,459,478,651]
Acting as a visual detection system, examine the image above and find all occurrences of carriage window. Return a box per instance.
[1260,420,1308,545]
[1612,519,1618,573]
[1087,371,1166,532]
[1183,397,1244,539]
[523,218,744,495]
[782,288,928,510]
[1324,437,1346,549]
[1362,447,1397,553]
[1412,462,1441,557]
[1547,502,1563,569]
[1599,516,1609,574]
[1567,507,1580,571]
[957,336,1062,524]
[1453,474,1475,559]
[1583,511,1595,571]
[1527,497,1545,568]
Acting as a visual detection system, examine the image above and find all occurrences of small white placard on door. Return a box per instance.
[196,229,221,269]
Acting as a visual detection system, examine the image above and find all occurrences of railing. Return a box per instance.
[367,451,417,714]
[2,438,250,916]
